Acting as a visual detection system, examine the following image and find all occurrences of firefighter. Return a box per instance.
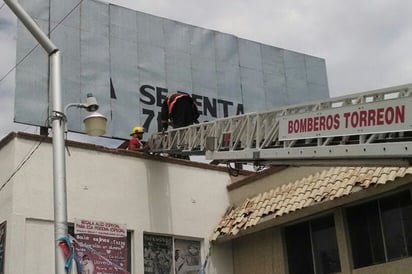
[128,126,147,152]
[160,92,199,131]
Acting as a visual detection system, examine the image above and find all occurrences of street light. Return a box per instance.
[65,93,108,136]
[4,1,107,273]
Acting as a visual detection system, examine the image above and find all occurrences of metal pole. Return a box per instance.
[4,0,57,54]
[4,1,67,273]
[50,51,67,274]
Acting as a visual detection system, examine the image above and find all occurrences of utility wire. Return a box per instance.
[0,0,87,189]
[0,0,86,188]
[0,139,43,192]
[0,0,84,85]
[0,117,49,192]
[0,44,39,84]
[48,0,84,34]
[226,162,240,177]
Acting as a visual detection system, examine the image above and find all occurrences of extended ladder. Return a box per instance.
[148,83,412,166]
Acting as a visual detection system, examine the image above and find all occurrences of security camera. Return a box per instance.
[84,93,99,112]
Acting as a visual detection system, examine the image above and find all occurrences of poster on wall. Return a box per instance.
[143,234,173,274]
[143,234,202,274]
[0,222,5,274]
[174,240,201,274]
[74,219,128,274]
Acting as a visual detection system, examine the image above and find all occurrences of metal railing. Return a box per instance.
[148,83,412,166]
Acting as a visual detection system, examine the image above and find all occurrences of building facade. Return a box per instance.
[1,132,412,273]
[0,132,247,274]
[213,166,412,274]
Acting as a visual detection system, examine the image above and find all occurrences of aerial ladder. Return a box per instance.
[147,83,412,166]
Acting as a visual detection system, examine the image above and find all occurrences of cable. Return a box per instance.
[0,115,51,191]
[253,162,265,172]
[48,0,84,35]
[0,0,84,85]
[0,138,44,192]
[0,44,39,84]
[0,3,6,12]
[226,162,240,177]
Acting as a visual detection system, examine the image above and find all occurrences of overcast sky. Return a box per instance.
[1,0,412,143]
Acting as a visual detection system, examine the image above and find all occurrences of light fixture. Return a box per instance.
[83,111,107,136]
[64,93,107,137]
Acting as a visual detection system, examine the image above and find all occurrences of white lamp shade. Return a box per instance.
[83,112,107,136]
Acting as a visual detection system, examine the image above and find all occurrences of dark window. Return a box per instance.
[346,201,385,267]
[285,222,314,274]
[285,215,341,274]
[346,190,412,268]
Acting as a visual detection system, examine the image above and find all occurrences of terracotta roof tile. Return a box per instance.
[343,184,352,196]
[275,207,285,217]
[212,166,412,240]
[298,199,306,209]
[361,179,371,187]
[304,197,314,207]
[377,174,388,185]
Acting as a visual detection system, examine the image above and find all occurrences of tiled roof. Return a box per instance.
[212,166,412,240]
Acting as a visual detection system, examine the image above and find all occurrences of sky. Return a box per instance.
[1,0,412,145]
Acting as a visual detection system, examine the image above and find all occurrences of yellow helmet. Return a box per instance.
[130,126,144,135]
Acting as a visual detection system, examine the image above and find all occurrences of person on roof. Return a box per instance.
[160,92,200,131]
[128,126,148,152]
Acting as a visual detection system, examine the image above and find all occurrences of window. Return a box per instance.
[143,234,201,274]
[346,190,412,268]
[285,215,341,274]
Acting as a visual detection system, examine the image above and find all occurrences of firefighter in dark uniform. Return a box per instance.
[159,92,199,160]
[160,92,199,131]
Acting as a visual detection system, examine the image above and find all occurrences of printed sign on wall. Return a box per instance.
[174,239,201,274]
[143,234,202,274]
[0,222,5,274]
[143,234,173,274]
[74,219,128,274]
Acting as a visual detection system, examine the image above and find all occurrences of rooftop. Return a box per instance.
[1,131,255,176]
[212,166,412,241]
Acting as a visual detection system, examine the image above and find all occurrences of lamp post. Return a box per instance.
[4,1,107,273]
[65,93,108,137]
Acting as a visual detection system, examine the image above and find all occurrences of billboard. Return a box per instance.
[15,0,329,139]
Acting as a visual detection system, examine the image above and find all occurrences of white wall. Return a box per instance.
[1,136,234,274]
[0,136,15,220]
[0,136,16,274]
